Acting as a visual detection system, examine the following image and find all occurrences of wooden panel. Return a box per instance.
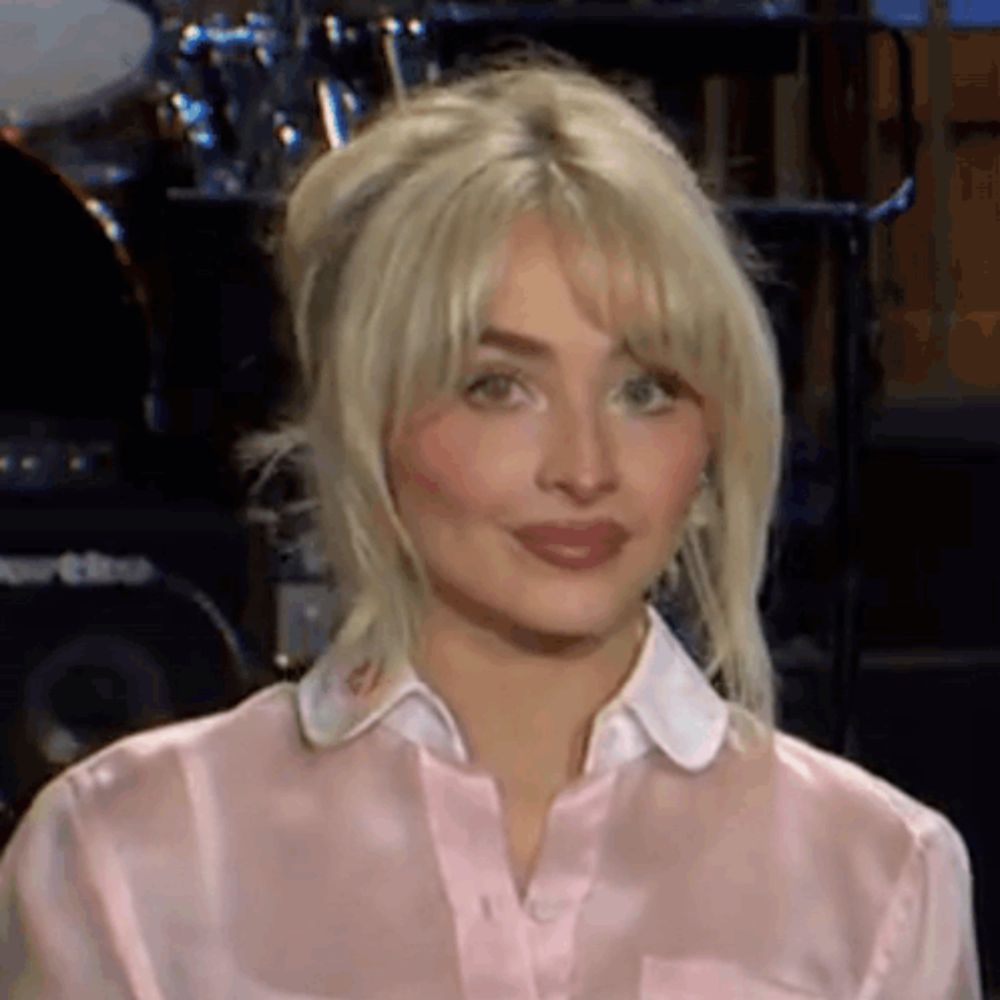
[873,29,1000,123]
[948,311,1000,387]
[872,28,1000,394]
[951,135,1000,311]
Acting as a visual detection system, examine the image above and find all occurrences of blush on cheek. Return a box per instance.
[391,426,452,496]
[393,439,478,521]
[401,463,447,497]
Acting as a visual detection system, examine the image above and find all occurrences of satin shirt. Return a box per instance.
[0,605,983,998]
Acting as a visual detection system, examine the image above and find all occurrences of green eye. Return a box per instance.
[463,370,522,404]
[461,367,683,412]
[618,372,681,411]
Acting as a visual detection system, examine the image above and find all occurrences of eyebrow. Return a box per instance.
[477,326,631,361]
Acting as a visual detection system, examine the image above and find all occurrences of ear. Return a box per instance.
[687,475,712,530]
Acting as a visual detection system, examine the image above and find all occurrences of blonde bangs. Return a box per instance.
[373,161,539,442]
[541,167,744,431]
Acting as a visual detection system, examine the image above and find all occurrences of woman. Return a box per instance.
[0,53,983,998]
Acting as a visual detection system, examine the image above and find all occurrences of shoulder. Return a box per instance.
[710,720,971,899]
[771,729,958,832]
[82,679,295,772]
[761,728,971,883]
[761,732,979,991]
[708,727,976,977]
[18,682,299,835]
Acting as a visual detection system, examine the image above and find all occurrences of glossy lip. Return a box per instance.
[514,534,625,570]
[512,520,629,548]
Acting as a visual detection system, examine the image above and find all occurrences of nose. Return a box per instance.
[537,395,619,503]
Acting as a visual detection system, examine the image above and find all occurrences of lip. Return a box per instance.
[514,535,625,570]
[512,520,629,548]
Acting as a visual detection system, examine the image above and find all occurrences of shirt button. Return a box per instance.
[527,898,566,923]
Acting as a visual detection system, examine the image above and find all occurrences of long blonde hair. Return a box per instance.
[237,48,785,756]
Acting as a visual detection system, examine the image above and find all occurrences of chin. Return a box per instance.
[431,555,646,639]
[487,585,640,641]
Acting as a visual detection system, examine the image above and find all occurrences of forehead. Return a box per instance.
[474,325,633,361]
[476,216,654,358]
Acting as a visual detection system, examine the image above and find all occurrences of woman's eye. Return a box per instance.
[618,372,681,412]
[463,371,523,406]
[462,369,682,411]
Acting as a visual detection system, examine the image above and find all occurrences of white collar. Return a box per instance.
[296,604,730,775]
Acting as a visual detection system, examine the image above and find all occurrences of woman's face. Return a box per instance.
[387,214,713,642]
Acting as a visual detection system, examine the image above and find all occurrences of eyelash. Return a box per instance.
[462,366,684,412]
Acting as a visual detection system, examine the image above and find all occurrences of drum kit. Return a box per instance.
[0,0,413,438]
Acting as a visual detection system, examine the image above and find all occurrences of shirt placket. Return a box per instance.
[521,768,619,1000]
[420,747,539,999]
[419,745,619,1000]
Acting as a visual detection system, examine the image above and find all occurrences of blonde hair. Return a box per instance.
[237,48,785,756]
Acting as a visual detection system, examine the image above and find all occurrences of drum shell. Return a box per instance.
[0,140,153,426]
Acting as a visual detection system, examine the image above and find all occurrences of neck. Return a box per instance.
[413,598,650,794]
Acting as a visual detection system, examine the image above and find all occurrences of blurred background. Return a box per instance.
[0,0,997,989]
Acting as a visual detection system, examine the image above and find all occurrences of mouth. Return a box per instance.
[513,534,625,571]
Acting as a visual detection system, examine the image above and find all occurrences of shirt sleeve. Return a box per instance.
[859,810,984,1000]
[0,773,145,999]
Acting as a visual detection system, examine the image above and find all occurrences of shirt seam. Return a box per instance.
[65,769,168,1000]
[853,809,942,1000]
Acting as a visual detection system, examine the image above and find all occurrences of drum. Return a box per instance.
[0,138,151,426]
[0,0,156,129]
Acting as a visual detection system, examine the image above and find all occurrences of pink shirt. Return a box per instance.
[0,605,983,998]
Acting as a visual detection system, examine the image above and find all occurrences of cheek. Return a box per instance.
[391,416,529,525]
[630,416,711,519]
